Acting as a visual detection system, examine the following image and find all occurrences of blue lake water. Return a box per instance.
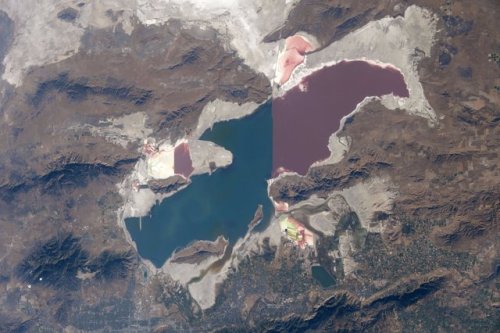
[311,265,335,288]
[125,102,274,267]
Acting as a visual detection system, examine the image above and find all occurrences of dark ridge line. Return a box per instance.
[30,73,153,107]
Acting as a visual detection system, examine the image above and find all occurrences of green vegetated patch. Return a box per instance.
[352,216,474,282]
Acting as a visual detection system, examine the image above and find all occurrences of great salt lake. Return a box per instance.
[126,60,408,268]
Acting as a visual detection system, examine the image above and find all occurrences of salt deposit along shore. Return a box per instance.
[118,136,233,220]
[275,33,318,85]
[118,97,273,224]
[276,5,438,123]
[115,100,273,295]
[271,5,438,178]
[115,4,438,311]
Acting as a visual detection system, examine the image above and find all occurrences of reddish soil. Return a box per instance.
[273,60,409,176]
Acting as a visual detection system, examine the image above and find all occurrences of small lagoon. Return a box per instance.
[311,265,336,288]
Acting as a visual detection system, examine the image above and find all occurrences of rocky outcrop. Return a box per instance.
[269,158,392,205]
[86,250,136,281]
[0,154,138,199]
[30,73,153,107]
[263,1,396,49]
[260,270,448,332]
[171,236,227,265]
[147,175,188,194]
[15,234,88,290]
[15,233,137,290]
[248,205,264,230]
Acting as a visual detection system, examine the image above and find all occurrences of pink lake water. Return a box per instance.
[272,60,409,176]
[174,142,194,178]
